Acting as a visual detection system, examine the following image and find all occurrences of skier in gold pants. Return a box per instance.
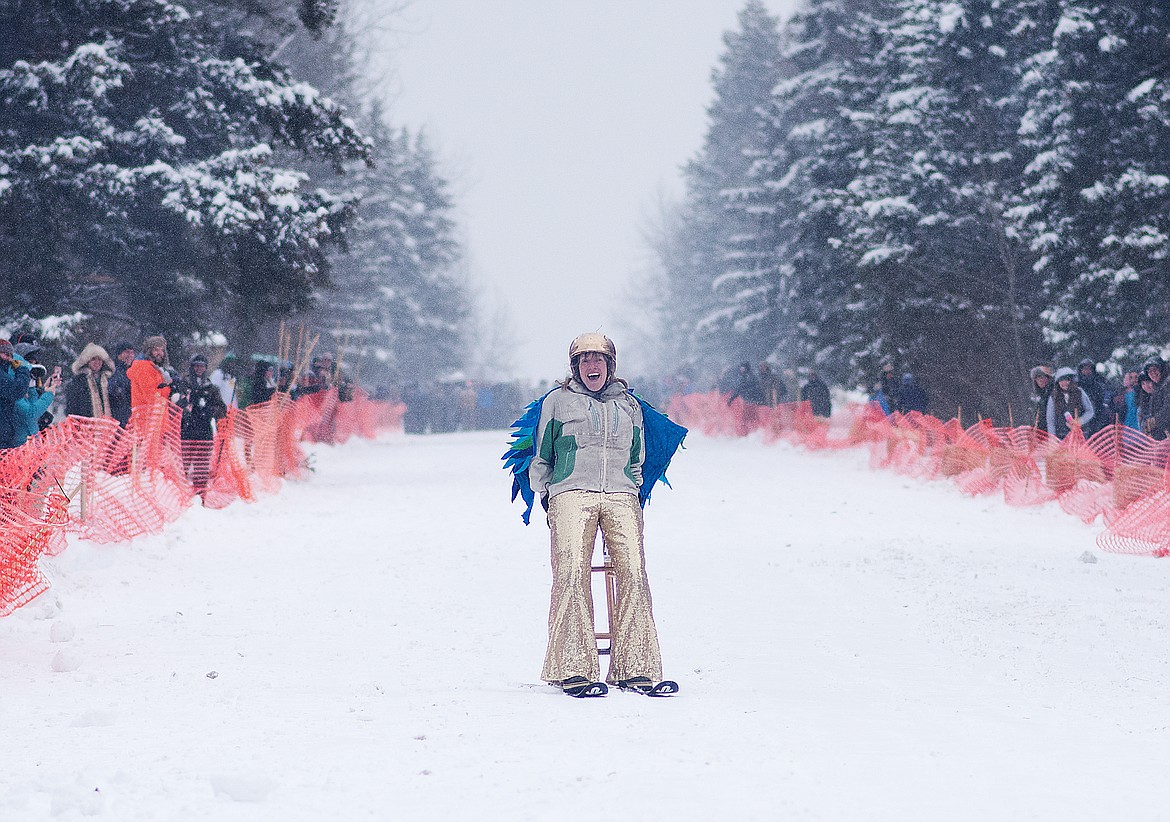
[529,333,675,698]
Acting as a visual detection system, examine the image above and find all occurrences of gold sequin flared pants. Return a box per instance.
[541,490,663,684]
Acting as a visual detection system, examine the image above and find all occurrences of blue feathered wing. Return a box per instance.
[501,389,555,525]
[633,395,688,507]
[502,390,687,524]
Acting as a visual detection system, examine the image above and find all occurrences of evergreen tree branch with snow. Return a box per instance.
[0,0,370,340]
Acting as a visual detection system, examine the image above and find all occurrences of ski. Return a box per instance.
[617,678,679,697]
[560,676,608,698]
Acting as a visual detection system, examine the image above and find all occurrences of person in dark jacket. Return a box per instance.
[1142,356,1164,386]
[65,342,116,419]
[174,354,227,441]
[402,380,428,434]
[896,373,929,414]
[726,361,766,406]
[172,354,226,495]
[801,371,832,418]
[1144,361,1170,440]
[1136,357,1165,436]
[1138,372,1161,437]
[0,339,33,449]
[1075,358,1108,435]
[250,360,277,407]
[1029,365,1054,428]
[108,341,135,426]
[1046,367,1094,439]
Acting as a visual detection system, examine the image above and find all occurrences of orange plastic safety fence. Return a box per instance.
[666,392,1170,557]
[0,489,68,616]
[0,390,403,616]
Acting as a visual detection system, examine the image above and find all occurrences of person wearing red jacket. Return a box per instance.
[126,335,174,411]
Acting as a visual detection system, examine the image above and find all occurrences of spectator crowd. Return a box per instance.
[7,329,1163,450]
[649,355,1170,443]
[1028,357,1170,440]
[0,332,369,452]
[0,330,544,456]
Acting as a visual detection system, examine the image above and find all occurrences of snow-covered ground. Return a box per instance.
[4,429,1170,821]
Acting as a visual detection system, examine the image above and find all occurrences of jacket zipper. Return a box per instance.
[600,400,608,492]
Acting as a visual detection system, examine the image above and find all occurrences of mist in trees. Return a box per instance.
[649,0,1169,419]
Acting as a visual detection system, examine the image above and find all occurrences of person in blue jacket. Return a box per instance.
[14,363,61,446]
[0,339,32,449]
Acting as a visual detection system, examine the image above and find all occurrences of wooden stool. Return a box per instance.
[591,544,619,656]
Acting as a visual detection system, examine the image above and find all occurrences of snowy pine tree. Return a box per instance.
[837,0,1050,415]
[1016,2,1170,364]
[740,0,898,385]
[653,1,785,379]
[0,0,369,339]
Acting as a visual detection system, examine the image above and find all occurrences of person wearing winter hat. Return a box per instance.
[1141,357,1164,385]
[107,341,135,426]
[111,341,135,368]
[896,372,930,414]
[250,359,278,407]
[65,343,116,418]
[1075,358,1108,435]
[527,332,677,697]
[13,340,42,364]
[1046,367,1095,439]
[1029,365,1054,427]
[176,354,225,441]
[726,361,765,407]
[0,339,33,449]
[15,362,61,445]
[171,353,226,494]
[11,339,55,431]
[1118,368,1141,430]
[1142,356,1170,440]
[127,335,174,411]
[1138,372,1160,436]
[879,363,900,410]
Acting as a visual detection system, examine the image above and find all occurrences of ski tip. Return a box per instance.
[650,680,679,697]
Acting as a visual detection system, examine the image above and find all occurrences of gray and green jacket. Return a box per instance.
[529,378,644,502]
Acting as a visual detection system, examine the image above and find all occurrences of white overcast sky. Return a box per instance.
[361,1,799,382]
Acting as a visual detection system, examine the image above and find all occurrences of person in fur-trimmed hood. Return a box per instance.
[1046,367,1095,439]
[65,342,116,418]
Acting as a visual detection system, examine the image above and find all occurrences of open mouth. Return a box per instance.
[587,370,602,381]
